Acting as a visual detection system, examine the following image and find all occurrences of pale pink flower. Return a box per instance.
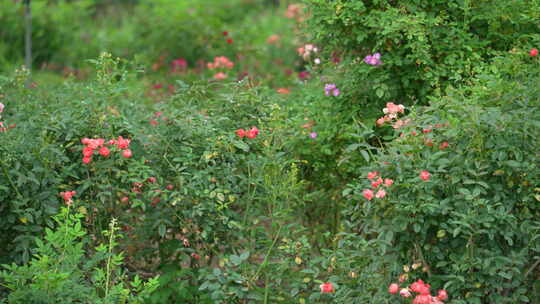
[367,171,379,180]
[437,290,448,301]
[362,189,374,200]
[420,170,431,181]
[400,288,412,298]
[213,72,227,80]
[384,178,394,186]
[388,283,399,294]
[375,189,386,198]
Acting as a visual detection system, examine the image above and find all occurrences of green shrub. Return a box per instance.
[0,206,159,304]
[343,53,540,302]
[304,0,540,103]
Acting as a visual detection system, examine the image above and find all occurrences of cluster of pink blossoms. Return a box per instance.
[207,56,234,80]
[235,126,259,139]
[376,102,407,128]
[81,136,132,164]
[362,171,393,200]
[363,170,430,200]
[297,44,318,61]
[389,279,448,304]
[59,190,76,206]
[207,56,234,69]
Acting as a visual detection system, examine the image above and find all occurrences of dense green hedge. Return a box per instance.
[305,0,540,104]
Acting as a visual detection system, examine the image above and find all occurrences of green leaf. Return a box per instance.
[232,140,250,152]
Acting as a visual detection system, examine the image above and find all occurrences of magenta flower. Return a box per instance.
[364,52,382,66]
[309,132,317,139]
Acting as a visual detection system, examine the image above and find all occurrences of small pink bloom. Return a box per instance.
[367,171,378,180]
[98,146,110,157]
[439,141,449,150]
[410,279,430,295]
[191,252,201,260]
[376,117,386,126]
[400,288,412,298]
[246,126,259,139]
[298,71,310,80]
[388,283,399,294]
[166,184,174,190]
[420,170,430,181]
[81,138,90,145]
[235,128,246,138]
[437,290,448,301]
[122,149,132,158]
[147,177,157,183]
[319,282,334,293]
[107,139,115,145]
[0,102,4,113]
[375,189,386,198]
[116,136,131,149]
[120,196,129,204]
[384,178,394,186]
[60,191,76,202]
[213,72,227,80]
[422,129,432,134]
[411,131,418,136]
[412,294,432,304]
[531,48,539,57]
[371,177,383,188]
[82,156,92,164]
[362,189,374,200]
[82,147,94,157]
[150,119,159,126]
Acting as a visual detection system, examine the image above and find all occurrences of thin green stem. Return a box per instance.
[252,224,282,282]
[105,218,117,298]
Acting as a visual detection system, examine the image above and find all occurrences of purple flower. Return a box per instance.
[324,84,340,97]
[324,83,336,96]
[309,132,318,139]
[364,52,382,66]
